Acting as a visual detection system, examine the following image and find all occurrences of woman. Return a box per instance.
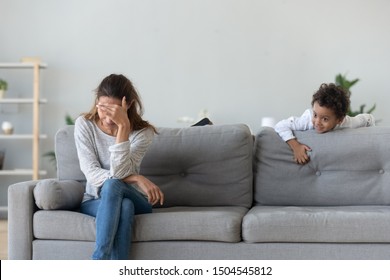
[74,74,164,260]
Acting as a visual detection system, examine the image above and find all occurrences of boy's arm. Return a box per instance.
[287,138,311,165]
[341,114,375,128]
[274,109,313,142]
[274,109,313,165]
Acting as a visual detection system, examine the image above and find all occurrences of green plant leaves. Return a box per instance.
[335,73,375,117]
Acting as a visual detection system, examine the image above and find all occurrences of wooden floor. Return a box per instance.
[0,219,8,260]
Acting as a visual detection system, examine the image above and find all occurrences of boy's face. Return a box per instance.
[312,102,343,133]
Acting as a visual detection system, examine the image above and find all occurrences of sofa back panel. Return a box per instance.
[55,124,253,208]
[140,124,253,208]
[55,125,86,182]
[254,126,390,206]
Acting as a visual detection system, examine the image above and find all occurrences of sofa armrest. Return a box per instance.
[8,180,40,260]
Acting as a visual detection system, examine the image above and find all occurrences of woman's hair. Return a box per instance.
[84,74,156,133]
[311,83,350,120]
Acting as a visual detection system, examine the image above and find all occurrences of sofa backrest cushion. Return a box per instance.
[253,126,390,206]
[55,124,253,208]
[55,125,86,182]
[140,124,253,208]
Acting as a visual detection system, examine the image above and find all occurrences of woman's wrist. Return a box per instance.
[116,123,131,143]
[124,174,139,184]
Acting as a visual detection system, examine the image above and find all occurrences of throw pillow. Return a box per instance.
[34,179,85,210]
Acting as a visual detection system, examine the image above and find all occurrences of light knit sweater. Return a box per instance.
[74,116,154,201]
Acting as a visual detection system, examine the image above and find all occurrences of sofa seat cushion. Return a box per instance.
[34,206,248,243]
[133,206,247,242]
[34,210,96,241]
[243,205,390,243]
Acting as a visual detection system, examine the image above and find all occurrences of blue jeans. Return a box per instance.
[80,179,152,260]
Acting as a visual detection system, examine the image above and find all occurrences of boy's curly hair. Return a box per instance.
[311,83,350,120]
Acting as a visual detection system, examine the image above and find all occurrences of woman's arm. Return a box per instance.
[109,128,154,179]
[123,174,164,206]
[97,96,154,179]
[74,117,110,187]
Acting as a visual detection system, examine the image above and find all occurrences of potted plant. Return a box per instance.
[0,79,8,99]
[335,73,376,117]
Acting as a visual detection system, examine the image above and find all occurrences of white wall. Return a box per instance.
[1,0,390,205]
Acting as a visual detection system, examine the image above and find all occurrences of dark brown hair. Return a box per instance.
[84,74,156,133]
[311,83,350,120]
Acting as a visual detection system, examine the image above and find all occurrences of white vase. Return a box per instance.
[2,121,13,135]
[261,117,276,128]
[0,89,5,99]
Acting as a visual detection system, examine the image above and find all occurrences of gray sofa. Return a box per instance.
[8,124,390,259]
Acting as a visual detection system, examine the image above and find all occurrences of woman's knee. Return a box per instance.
[121,198,135,217]
[100,178,126,197]
[80,199,100,217]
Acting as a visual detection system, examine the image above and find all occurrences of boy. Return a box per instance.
[274,83,375,165]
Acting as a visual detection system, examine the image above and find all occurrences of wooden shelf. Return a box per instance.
[0,169,47,176]
[0,60,47,180]
[0,62,47,69]
[0,98,47,104]
[0,134,47,139]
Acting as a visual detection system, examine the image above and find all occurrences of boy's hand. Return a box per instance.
[286,139,311,165]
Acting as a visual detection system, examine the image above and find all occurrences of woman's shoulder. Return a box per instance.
[74,115,97,136]
[132,126,154,138]
[129,127,155,145]
[75,115,84,126]
[75,115,96,127]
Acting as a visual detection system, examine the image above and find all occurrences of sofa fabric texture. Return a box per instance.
[8,124,390,260]
[33,206,248,243]
[140,126,253,208]
[55,124,254,208]
[34,179,84,210]
[254,127,390,206]
[243,205,390,243]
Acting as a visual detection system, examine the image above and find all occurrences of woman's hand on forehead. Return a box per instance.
[97,97,127,109]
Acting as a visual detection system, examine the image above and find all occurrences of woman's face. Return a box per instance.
[96,96,122,130]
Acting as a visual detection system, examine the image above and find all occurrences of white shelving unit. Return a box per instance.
[0,59,47,180]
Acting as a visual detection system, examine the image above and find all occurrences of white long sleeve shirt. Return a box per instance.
[74,116,154,200]
[274,109,375,142]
